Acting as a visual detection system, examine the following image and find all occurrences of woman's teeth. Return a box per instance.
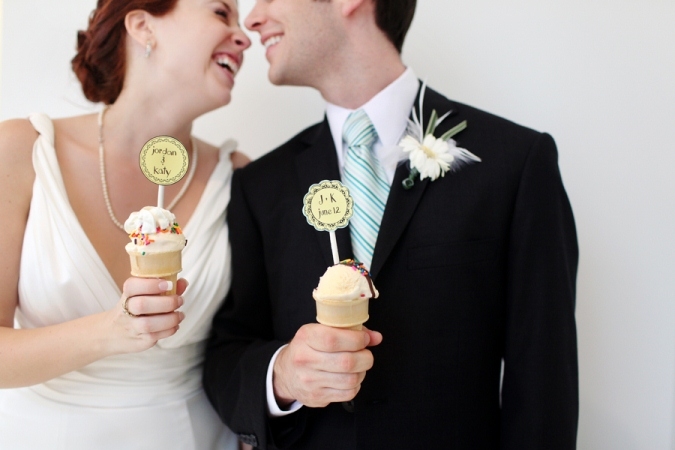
[216,56,239,75]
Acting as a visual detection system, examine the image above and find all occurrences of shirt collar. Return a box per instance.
[326,67,419,152]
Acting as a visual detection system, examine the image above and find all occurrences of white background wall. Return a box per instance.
[1,1,674,448]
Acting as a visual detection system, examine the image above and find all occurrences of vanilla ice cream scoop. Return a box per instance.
[313,261,379,302]
[313,259,378,329]
[124,206,186,254]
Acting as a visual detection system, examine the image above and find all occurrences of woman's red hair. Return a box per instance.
[71,0,179,105]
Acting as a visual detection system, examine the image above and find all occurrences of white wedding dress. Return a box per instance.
[0,114,237,449]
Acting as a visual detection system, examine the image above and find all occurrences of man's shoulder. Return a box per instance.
[425,86,541,141]
[424,86,554,172]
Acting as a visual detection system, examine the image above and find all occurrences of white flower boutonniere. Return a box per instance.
[400,83,481,189]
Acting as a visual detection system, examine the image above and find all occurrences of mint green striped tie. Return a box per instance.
[342,109,389,270]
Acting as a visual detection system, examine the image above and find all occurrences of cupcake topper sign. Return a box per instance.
[139,136,190,208]
[302,180,354,264]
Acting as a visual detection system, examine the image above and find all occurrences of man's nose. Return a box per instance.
[244,2,266,32]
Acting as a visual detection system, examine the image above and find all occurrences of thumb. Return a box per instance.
[176,278,189,295]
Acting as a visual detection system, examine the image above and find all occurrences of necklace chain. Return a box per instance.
[98,106,199,231]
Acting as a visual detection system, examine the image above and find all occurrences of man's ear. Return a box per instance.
[339,0,369,17]
[124,10,155,49]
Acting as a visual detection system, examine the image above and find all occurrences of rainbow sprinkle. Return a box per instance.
[128,222,182,247]
[339,259,371,277]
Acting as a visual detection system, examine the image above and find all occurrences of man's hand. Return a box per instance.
[273,323,383,408]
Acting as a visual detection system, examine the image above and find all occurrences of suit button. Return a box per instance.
[342,400,355,413]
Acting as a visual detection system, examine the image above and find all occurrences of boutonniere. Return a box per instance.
[399,82,481,189]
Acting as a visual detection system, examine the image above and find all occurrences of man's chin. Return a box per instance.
[267,64,301,87]
[267,67,285,86]
[267,69,309,88]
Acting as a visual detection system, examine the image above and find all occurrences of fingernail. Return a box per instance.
[178,296,184,307]
[158,280,173,291]
[178,312,185,321]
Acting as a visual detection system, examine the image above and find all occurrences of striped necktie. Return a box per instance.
[342,109,390,270]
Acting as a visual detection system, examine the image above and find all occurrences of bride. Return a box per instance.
[0,0,250,448]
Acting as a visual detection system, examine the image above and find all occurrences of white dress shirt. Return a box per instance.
[327,67,419,184]
[266,68,420,417]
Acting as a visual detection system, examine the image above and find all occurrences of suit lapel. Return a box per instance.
[370,164,429,278]
[370,85,463,279]
[295,118,353,267]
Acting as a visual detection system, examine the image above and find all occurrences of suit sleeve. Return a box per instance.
[500,133,579,449]
[203,170,305,450]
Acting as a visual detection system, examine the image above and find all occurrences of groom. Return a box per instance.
[204,0,579,449]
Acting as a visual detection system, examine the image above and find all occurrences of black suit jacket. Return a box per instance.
[204,86,579,449]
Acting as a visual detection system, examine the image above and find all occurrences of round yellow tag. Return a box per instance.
[302,180,354,231]
[139,136,189,186]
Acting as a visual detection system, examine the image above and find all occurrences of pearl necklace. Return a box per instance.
[98,106,199,231]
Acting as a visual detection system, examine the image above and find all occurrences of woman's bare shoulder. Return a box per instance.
[0,118,38,172]
[230,150,251,169]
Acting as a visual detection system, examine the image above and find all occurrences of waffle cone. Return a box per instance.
[314,297,369,330]
[127,249,182,295]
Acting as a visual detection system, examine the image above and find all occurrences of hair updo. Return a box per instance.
[72,0,179,105]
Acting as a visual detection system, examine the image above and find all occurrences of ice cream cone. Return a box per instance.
[314,297,369,330]
[127,249,182,295]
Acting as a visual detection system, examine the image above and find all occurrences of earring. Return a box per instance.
[145,41,152,58]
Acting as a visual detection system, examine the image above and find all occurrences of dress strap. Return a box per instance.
[25,113,64,192]
[219,138,238,157]
[27,113,55,146]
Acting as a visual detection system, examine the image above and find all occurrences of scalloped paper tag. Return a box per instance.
[139,136,189,186]
[302,180,353,231]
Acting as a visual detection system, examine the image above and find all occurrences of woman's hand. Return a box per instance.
[100,277,188,355]
[0,277,190,388]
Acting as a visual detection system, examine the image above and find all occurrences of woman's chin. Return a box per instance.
[197,89,232,114]
[215,92,233,108]
[210,81,234,106]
